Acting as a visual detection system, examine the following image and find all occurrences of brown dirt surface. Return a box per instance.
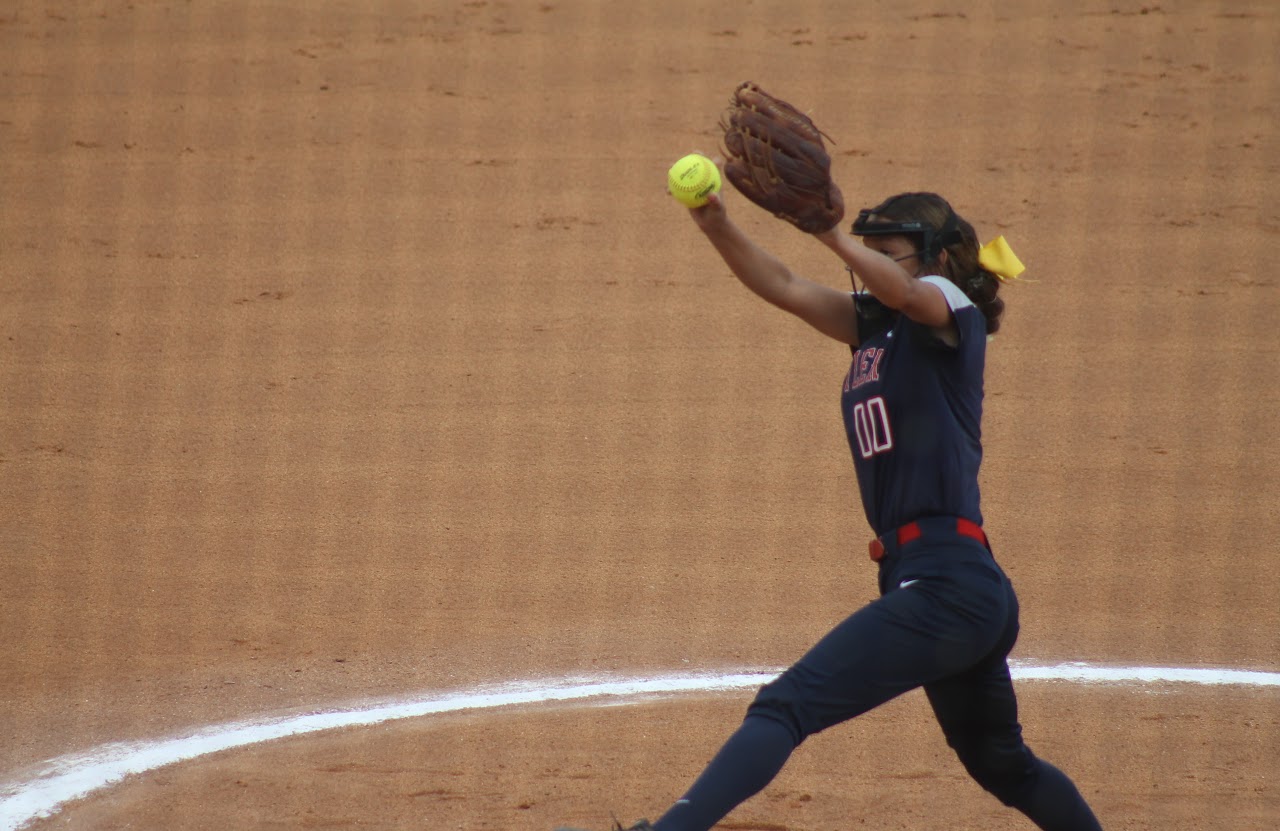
[2,1,1278,829]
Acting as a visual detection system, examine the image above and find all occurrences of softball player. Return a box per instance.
[559,191,1102,831]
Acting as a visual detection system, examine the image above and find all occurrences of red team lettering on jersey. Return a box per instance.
[843,346,885,392]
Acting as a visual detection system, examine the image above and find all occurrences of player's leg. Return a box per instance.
[924,578,1103,831]
[652,568,1011,831]
[644,711,796,831]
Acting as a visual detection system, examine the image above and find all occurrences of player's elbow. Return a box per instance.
[898,279,953,329]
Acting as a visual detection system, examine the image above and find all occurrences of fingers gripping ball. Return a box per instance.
[668,154,722,208]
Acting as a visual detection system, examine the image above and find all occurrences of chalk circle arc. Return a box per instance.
[2,661,1278,830]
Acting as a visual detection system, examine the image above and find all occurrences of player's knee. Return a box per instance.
[950,735,1038,805]
[744,679,811,746]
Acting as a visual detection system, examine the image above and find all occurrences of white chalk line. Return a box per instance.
[2,661,1278,830]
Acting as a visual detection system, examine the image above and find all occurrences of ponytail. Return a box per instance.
[943,215,1004,335]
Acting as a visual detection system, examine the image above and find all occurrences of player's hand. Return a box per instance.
[688,189,728,233]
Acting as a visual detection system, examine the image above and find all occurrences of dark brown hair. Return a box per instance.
[864,192,1005,334]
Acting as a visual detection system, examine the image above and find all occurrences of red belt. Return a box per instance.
[868,517,987,562]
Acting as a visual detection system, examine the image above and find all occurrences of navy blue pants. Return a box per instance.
[654,518,1102,831]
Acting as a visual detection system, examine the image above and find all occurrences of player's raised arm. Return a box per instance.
[688,192,858,345]
[814,225,952,330]
[672,81,865,343]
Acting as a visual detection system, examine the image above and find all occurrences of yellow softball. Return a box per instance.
[667,153,722,208]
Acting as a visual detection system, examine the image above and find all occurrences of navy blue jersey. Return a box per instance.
[840,276,986,536]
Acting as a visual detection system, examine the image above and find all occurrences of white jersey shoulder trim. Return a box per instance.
[920,275,974,311]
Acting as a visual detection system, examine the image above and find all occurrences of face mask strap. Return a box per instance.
[852,208,961,265]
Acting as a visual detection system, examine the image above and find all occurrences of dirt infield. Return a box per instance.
[2,1,1278,828]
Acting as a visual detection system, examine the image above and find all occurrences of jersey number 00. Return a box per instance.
[851,396,893,459]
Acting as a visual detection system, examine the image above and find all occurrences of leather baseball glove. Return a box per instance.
[720,81,845,233]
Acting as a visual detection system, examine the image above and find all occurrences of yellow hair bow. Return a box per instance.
[978,236,1027,283]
